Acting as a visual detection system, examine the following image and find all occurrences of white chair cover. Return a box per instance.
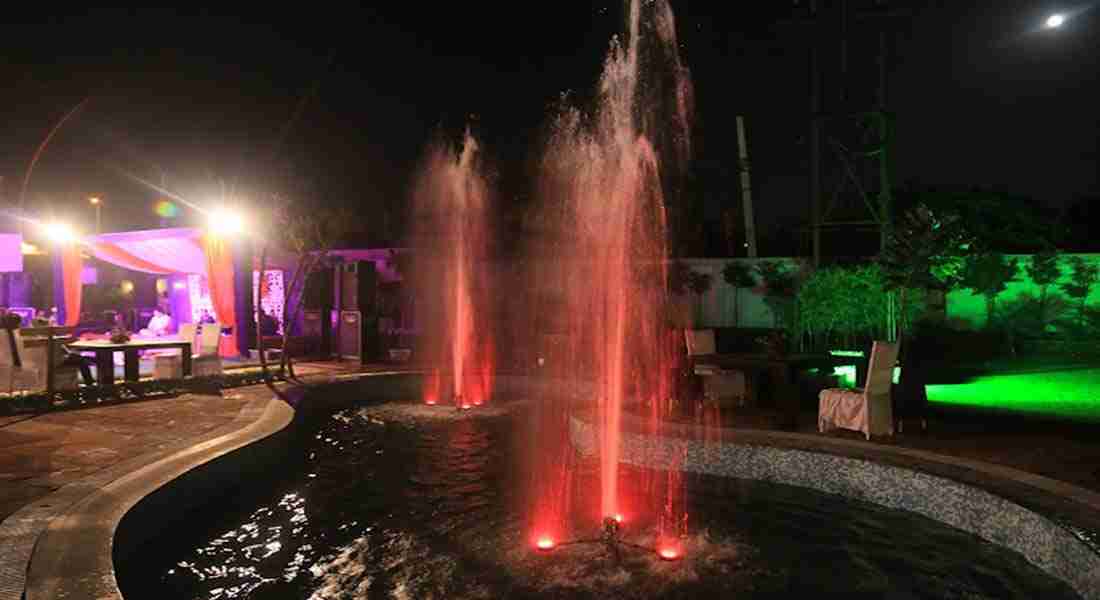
[0,329,42,392]
[685,329,745,404]
[193,323,224,377]
[818,341,900,440]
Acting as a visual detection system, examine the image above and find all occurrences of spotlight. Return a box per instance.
[535,536,555,551]
[1046,13,1065,28]
[657,546,681,561]
[425,398,437,406]
[43,222,76,244]
[611,513,624,524]
[208,207,245,236]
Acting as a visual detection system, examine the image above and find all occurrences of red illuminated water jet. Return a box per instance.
[410,130,495,410]
[525,0,693,559]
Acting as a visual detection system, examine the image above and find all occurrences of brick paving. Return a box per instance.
[0,361,364,523]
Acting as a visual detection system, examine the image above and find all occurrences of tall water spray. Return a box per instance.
[531,0,693,544]
[410,129,495,408]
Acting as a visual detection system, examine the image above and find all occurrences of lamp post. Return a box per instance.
[88,195,101,234]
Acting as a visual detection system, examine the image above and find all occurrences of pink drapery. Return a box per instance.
[78,228,240,357]
[88,242,174,275]
[59,244,82,326]
[200,234,239,357]
[88,229,207,275]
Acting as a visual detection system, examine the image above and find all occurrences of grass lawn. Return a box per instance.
[927,366,1100,423]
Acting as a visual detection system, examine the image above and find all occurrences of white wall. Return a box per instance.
[677,257,805,329]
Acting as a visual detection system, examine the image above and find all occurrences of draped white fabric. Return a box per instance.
[88,228,207,275]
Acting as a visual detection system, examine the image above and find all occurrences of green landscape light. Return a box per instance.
[927,369,1100,422]
[829,350,865,358]
[833,365,858,388]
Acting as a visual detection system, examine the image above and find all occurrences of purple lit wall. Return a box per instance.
[0,234,24,273]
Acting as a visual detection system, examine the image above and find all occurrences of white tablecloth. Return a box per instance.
[818,388,869,437]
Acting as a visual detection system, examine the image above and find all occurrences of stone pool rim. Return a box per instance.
[1,371,1095,600]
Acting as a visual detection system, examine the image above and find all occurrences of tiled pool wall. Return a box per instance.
[567,415,1100,600]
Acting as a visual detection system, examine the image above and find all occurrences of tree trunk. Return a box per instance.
[257,244,270,383]
[733,287,740,328]
[279,254,312,378]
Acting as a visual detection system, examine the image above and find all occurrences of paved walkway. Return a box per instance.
[0,361,362,523]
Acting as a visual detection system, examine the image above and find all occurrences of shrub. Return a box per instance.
[796,264,924,350]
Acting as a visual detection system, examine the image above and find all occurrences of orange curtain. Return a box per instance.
[60,244,83,326]
[200,234,239,357]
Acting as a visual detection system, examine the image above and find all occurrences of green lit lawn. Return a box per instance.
[927,367,1100,422]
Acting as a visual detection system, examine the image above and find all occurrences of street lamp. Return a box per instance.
[43,222,77,245]
[207,207,245,236]
[88,196,102,234]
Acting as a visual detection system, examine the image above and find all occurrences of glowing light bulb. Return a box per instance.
[208,207,245,236]
[612,513,624,523]
[535,536,555,551]
[1046,13,1065,28]
[658,547,680,560]
[43,222,76,244]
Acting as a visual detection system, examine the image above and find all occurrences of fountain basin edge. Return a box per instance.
[568,411,1100,600]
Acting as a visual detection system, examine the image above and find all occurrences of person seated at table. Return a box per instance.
[139,308,173,337]
[258,309,280,337]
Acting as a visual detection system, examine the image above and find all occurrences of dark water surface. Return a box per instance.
[118,401,1079,599]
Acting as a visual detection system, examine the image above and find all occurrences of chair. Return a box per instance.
[153,324,197,379]
[0,329,41,393]
[818,340,900,440]
[193,323,223,377]
[685,329,746,406]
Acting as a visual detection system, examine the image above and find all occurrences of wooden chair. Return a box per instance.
[818,340,900,440]
[685,329,746,406]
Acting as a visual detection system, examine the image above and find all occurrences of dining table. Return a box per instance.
[67,337,193,387]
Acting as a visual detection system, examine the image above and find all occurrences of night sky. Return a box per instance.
[1,2,1096,250]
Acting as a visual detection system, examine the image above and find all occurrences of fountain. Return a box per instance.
[526,0,694,559]
[409,128,495,409]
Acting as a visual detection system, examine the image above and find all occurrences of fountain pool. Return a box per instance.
[115,396,1080,599]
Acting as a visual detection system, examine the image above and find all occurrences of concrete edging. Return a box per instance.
[0,393,293,600]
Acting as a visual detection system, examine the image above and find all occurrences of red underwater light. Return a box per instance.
[657,546,681,561]
[535,536,556,551]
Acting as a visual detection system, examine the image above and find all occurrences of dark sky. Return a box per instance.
[1,2,1097,244]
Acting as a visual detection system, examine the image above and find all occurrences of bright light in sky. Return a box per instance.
[1046,13,1066,28]
[208,207,245,236]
